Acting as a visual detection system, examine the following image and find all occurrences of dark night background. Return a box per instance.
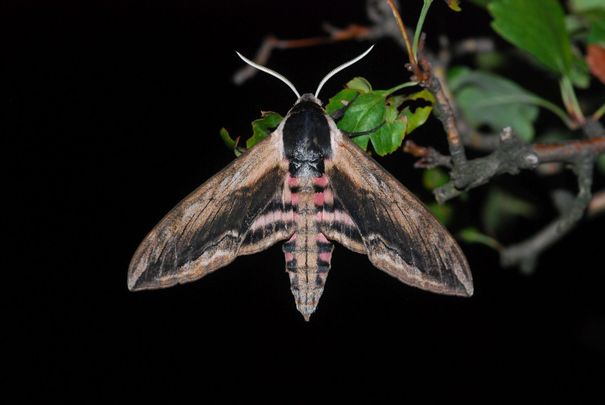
[6,0,604,402]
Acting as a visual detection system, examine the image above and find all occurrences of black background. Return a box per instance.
[6,0,604,402]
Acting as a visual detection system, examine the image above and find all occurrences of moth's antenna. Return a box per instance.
[235,51,301,99]
[314,45,375,99]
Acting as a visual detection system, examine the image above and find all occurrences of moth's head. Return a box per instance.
[294,93,322,106]
[235,45,374,106]
[286,93,324,120]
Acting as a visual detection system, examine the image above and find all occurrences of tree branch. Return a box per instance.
[405,128,605,202]
[500,155,595,272]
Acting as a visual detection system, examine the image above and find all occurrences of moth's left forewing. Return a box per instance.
[322,126,473,297]
[128,133,291,291]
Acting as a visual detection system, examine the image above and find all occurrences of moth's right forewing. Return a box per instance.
[128,134,290,291]
[324,131,473,297]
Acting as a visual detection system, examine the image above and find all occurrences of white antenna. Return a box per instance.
[235,51,301,99]
[314,45,374,99]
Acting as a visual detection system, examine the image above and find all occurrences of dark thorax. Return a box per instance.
[282,94,332,178]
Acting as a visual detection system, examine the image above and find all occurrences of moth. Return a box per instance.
[128,46,473,321]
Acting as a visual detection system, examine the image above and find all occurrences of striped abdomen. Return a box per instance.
[282,174,334,321]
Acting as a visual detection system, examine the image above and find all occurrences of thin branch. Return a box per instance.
[421,57,468,169]
[500,155,594,272]
[419,129,605,203]
[428,128,538,202]
[404,140,452,169]
[386,0,418,70]
[533,137,605,163]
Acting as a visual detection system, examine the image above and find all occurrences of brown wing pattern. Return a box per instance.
[128,134,291,291]
[322,133,473,297]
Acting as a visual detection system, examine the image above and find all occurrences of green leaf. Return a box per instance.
[400,89,435,134]
[245,111,283,149]
[444,0,462,12]
[351,134,371,151]
[219,128,244,157]
[337,92,386,133]
[346,77,372,93]
[448,67,539,141]
[369,120,407,156]
[489,0,575,81]
[428,202,453,226]
[325,88,358,116]
[219,128,237,150]
[423,167,450,190]
[482,188,536,235]
[459,227,502,251]
[329,79,417,154]
[384,100,400,122]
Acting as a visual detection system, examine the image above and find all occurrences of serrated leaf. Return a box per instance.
[427,202,453,226]
[489,0,575,81]
[246,111,283,149]
[459,227,502,251]
[369,120,406,156]
[423,167,450,190]
[482,187,536,235]
[346,77,372,93]
[400,89,435,134]
[448,67,539,142]
[326,88,359,116]
[337,92,386,133]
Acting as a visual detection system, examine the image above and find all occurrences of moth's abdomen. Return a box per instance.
[282,174,334,321]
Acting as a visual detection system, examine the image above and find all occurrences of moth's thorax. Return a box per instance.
[283,94,332,177]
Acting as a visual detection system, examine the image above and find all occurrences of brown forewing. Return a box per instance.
[128,134,290,291]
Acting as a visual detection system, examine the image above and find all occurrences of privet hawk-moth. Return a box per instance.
[128,46,473,321]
